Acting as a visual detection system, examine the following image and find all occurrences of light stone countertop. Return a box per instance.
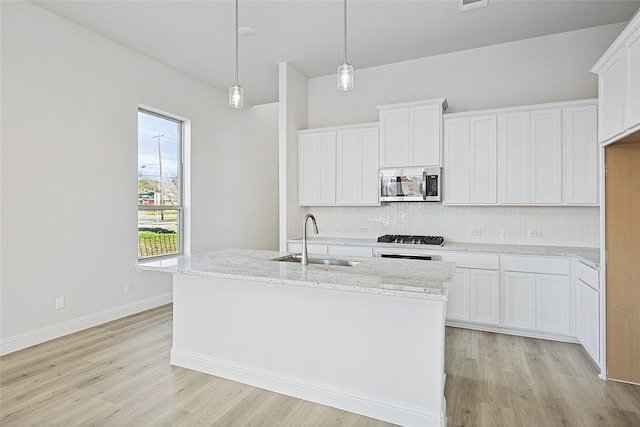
[291,237,601,268]
[138,249,456,302]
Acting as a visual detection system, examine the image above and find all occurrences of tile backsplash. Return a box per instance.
[308,204,600,248]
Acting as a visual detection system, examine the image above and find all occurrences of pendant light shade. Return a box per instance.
[337,0,353,91]
[337,63,353,91]
[229,0,244,108]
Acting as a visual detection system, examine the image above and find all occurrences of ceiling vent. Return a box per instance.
[460,0,488,11]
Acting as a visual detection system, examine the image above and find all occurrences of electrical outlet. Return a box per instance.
[470,228,482,236]
[528,230,542,238]
[125,281,133,293]
[55,296,65,309]
[359,226,368,232]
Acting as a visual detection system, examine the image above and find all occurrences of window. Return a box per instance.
[138,109,183,259]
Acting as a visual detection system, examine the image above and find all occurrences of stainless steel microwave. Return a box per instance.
[380,167,441,202]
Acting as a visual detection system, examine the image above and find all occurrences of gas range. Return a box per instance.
[377,234,444,246]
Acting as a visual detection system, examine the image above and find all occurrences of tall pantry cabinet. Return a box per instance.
[592,9,640,385]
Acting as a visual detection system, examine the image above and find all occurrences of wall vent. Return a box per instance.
[460,0,488,11]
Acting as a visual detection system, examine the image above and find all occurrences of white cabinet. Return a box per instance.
[448,100,596,206]
[530,109,562,204]
[497,109,562,204]
[627,26,640,128]
[327,245,373,257]
[378,98,447,168]
[498,112,530,204]
[443,115,497,204]
[562,104,598,204]
[592,12,640,143]
[469,269,500,325]
[503,255,571,336]
[504,272,536,330]
[298,131,336,206]
[299,124,379,207]
[536,274,571,335]
[336,127,379,206]
[442,253,500,325]
[446,269,470,321]
[576,262,600,365]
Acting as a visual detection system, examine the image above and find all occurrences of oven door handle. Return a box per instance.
[374,252,441,261]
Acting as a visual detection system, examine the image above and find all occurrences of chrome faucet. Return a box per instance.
[301,213,319,266]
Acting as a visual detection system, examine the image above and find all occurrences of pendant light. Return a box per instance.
[229,0,244,108]
[337,0,353,91]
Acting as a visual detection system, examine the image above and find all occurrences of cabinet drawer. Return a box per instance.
[440,253,499,270]
[287,243,328,255]
[328,245,373,257]
[503,255,570,275]
[577,261,599,291]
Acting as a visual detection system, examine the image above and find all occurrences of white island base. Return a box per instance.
[171,273,447,426]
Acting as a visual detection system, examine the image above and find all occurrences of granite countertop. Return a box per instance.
[138,249,456,302]
[291,237,601,268]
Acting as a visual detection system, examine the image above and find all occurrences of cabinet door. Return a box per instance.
[598,49,627,142]
[504,272,536,330]
[577,278,600,363]
[498,112,530,203]
[562,105,598,204]
[584,282,600,363]
[469,115,497,204]
[298,132,336,206]
[530,109,562,204]
[411,104,441,166]
[469,269,500,325]
[359,127,380,204]
[336,130,360,204]
[380,108,410,168]
[535,274,570,335]
[443,117,470,203]
[627,26,640,129]
[446,269,470,321]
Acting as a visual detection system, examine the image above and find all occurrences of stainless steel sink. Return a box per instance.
[272,254,361,267]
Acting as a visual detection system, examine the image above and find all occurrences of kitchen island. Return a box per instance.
[138,249,455,426]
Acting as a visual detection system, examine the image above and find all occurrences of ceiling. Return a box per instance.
[31,0,640,106]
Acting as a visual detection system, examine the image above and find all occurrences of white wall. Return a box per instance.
[278,63,309,250]
[0,1,278,353]
[308,23,625,127]
[297,24,622,248]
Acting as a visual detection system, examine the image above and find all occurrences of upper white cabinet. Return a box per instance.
[298,131,336,206]
[378,98,447,168]
[443,115,497,204]
[445,99,598,206]
[592,12,640,144]
[563,104,598,204]
[298,124,379,207]
[497,108,562,204]
[336,126,380,206]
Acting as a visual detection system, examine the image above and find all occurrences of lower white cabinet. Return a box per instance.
[443,252,500,325]
[576,262,600,364]
[469,269,500,325]
[446,268,499,325]
[446,269,470,321]
[504,257,571,336]
[327,245,373,257]
[287,242,328,255]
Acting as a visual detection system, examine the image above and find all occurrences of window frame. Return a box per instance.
[137,107,187,261]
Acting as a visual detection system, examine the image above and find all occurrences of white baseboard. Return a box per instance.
[171,348,443,427]
[445,320,580,343]
[0,293,173,355]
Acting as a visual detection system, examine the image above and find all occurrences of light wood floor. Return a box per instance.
[1,304,639,426]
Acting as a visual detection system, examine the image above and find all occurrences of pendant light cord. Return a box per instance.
[235,0,239,86]
[343,0,347,64]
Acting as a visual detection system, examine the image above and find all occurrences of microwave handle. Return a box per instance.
[422,169,427,200]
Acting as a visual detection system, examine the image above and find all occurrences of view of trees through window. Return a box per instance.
[138,110,182,258]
